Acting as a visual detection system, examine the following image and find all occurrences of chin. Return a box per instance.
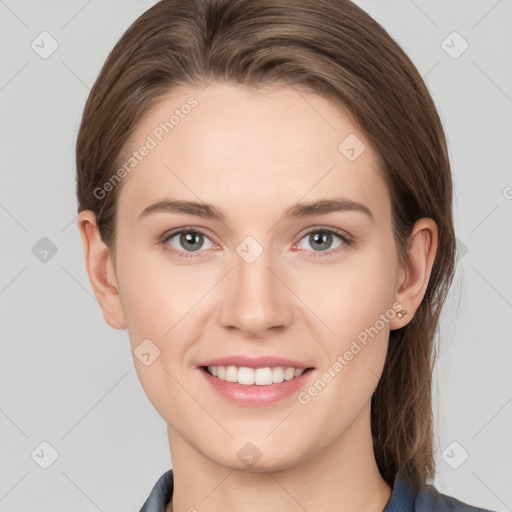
[210,447,305,474]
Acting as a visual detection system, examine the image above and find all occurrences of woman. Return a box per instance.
[75,0,496,510]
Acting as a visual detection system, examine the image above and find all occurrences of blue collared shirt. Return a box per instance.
[138,469,496,511]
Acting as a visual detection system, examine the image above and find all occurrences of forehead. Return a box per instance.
[116,82,390,227]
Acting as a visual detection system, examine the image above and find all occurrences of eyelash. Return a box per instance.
[159,226,353,260]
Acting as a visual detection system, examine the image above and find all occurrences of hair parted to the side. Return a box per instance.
[75,0,456,492]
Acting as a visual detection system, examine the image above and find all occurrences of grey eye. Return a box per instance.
[299,230,344,252]
[167,231,214,252]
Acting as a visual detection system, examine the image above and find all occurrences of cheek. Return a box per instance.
[115,247,205,413]
[116,246,213,341]
[297,263,394,424]
[289,248,397,398]
[292,248,397,333]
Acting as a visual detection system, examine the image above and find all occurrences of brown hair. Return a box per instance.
[75,0,456,492]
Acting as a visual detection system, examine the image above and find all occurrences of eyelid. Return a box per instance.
[159,226,218,245]
[294,225,352,244]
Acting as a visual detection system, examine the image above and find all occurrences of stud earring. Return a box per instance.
[397,309,408,319]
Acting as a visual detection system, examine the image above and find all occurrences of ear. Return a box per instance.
[76,210,127,330]
[390,218,438,330]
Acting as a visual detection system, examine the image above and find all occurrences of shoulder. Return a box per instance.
[415,483,496,512]
[384,472,497,512]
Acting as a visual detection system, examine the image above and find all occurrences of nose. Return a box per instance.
[218,246,294,338]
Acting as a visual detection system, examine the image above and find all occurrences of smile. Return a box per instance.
[204,365,308,386]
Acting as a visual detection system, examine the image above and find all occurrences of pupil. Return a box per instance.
[181,232,203,251]
[310,231,332,251]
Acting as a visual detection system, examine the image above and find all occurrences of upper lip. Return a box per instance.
[198,356,313,369]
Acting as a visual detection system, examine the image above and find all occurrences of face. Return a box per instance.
[108,83,405,471]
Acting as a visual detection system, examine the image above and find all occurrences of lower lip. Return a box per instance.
[199,367,314,406]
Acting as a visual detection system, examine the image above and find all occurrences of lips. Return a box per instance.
[196,355,315,405]
[199,363,315,406]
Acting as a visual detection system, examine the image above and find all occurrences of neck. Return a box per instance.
[166,402,392,512]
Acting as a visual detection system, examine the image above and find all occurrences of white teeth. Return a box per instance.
[284,367,295,380]
[206,366,306,386]
[239,367,255,385]
[272,367,284,383]
[226,365,238,383]
[255,367,272,385]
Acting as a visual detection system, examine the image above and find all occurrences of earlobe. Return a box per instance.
[76,210,127,331]
[390,218,438,330]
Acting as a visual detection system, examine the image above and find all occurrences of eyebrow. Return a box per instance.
[137,196,374,223]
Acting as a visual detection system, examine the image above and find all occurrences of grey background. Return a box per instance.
[1,0,511,510]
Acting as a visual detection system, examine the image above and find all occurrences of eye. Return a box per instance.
[294,227,351,254]
[162,229,216,257]
[160,226,352,259]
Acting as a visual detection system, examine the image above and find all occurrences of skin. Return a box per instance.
[78,83,438,512]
